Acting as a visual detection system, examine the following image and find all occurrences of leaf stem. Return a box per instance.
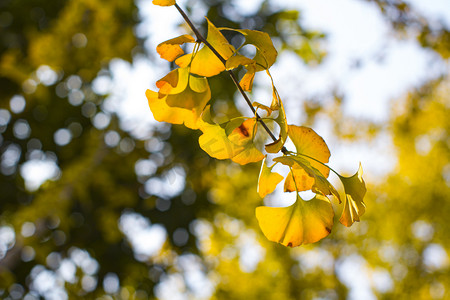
[289,151,341,177]
[174,3,288,155]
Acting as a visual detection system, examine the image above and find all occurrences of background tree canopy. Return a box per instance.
[0,0,448,299]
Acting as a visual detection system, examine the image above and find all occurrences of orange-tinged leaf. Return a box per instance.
[156,69,179,94]
[256,193,334,247]
[228,119,256,145]
[176,18,235,77]
[257,156,283,198]
[156,35,196,62]
[288,125,330,178]
[152,0,175,6]
[284,163,315,192]
[275,156,340,202]
[339,163,366,227]
[198,110,264,165]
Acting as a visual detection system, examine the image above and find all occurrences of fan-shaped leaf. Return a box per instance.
[275,156,340,202]
[221,28,278,71]
[339,164,366,227]
[283,125,331,192]
[198,109,264,165]
[156,34,196,62]
[146,68,210,129]
[257,156,283,198]
[256,193,334,247]
[176,18,235,77]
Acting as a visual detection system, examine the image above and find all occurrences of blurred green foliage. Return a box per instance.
[0,0,448,299]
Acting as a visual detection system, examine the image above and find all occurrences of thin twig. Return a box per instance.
[175,3,288,154]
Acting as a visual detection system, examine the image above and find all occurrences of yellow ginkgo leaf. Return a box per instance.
[156,68,179,94]
[265,71,288,153]
[289,125,330,177]
[156,34,196,62]
[283,125,331,192]
[221,28,278,71]
[257,156,284,198]
[152,0,175,6]
[275,156,340,202]
[255,193,334,247]
[339,163,367,227]
[146,68,211,129]
[225,55,255,70]
[252,101,273,116]
[198,109,264,165]
[226,55,257,91]
[156,68,210,109]
[176,18,235,77]
[146,90,202,129]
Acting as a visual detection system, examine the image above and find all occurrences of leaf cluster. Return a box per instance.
[149,1,367,247]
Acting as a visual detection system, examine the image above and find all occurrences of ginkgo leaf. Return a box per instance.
[252,101,273,116]
[226,55,257,91]
[198,108,264,165]
[257,156,283,198]
[176,18,235,77]
[221,28,278,71]
[146,68,211,129]
[282,125,331,192]
[146,90,202,129]
[288,125,330,177]
[239,71,256,91]
[339,163,367,227]
[152,0,175,6]
[156,68,209,109]
[265,71,288,153]
[275,156,340,202]
[225,55,255,70]
[255,193,334,247]
[156,34,196,62]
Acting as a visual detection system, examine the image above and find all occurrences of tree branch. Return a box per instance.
[174,3,288,155]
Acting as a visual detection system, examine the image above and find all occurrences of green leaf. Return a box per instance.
[256,193,334,247]
[257,156,284,198]
[176,18,235,77]
[339,163,367,227]
[221,28,278,71]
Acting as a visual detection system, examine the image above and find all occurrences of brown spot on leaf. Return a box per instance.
[238,123,250,137]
